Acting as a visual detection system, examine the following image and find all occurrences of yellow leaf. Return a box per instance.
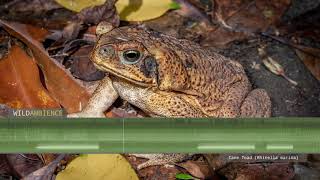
[116,0,174,21]
[55,0,175,21]
[55,0,106,12]
[56,154,138,180]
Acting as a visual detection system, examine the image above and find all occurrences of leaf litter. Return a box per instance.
[0,0,319,179]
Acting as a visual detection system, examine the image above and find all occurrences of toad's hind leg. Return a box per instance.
[240,89,271,117]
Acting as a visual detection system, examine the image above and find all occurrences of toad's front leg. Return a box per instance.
[68,76,119,117]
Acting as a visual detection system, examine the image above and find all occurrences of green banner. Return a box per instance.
[0,118,319,153]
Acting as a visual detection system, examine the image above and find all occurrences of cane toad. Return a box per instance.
[69,22,271,169]
[84,23,271,118]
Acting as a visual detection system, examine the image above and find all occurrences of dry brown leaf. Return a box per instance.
[178,161,206,179]
[0,155,12,175]
[6,154,44,178]
[213,0,290,32]
[22,154,65,180]
[21,24,50,42]
[37,154,58,166]
[203,154,230,172]
[76,0,119,25]
[0,20,90,113]
[296,50,320,81]
[174,0,212,26]
[206,0,290,47]
[1,0,61,14]
[262,33,320,58]
[69,45,105,81]
[0,45,60,109]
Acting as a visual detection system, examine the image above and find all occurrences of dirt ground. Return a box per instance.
[223,40,320,117]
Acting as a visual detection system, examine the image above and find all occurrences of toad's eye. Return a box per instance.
[120,50,142,64]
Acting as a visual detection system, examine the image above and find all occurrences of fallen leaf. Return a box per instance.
[76,0,119,25]
[68,45,105,81]
[213,0,290,32]
[203,154,230,172]
[59,22,83,42]
[22,24,50,42]
[295,50,320,81]
[55,0,177,21]
[56,154,138,180]
[55,0,106,12]
[175,173,196,180]
[0,155,12,175]
[204,0,290,47]
[116,0,176,21]
[52,0,119,47]
[174,0,212,26]
[262,33,320,58]
[37,154,58,166]
[0,45,59,109]
[6,154,44,178]
[0,20,90,113]
[22,154,65,180]
[2,0,61,14]
[178,161,206,179]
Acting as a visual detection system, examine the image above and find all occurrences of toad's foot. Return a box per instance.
[130,154,191,170]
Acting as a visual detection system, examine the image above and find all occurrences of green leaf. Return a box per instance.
[169,1,181,10]
[176,173,194,180]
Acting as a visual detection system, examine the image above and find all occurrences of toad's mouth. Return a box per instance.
[94,63,156,88]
